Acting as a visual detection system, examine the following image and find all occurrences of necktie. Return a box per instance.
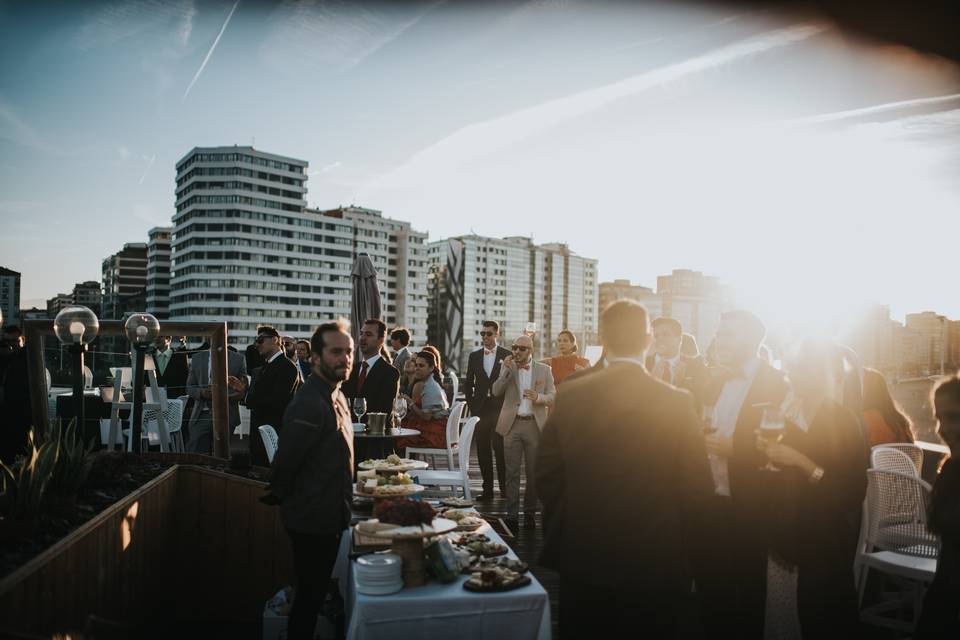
[357,361,369,392]
[660,363,671,384]
[158,352,168,376]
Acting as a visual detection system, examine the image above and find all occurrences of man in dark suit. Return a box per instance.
[150,335,189,398]
[389,327,413,373]
[341,319,399,416]
[645,317,709,406]
[244,325,301,467]
[697,309,790,639]
[294,339,312,381]
[464,320,513,501]
[536,300,714,637]
[266,320,354,640]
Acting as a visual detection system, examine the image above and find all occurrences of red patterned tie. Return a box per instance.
[357,361,369,392]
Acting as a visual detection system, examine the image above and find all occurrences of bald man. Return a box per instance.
[493,334,556,530]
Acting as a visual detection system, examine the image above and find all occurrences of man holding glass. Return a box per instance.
[493,334,555,531]
[698,310,789,639]
[465,320,512,500]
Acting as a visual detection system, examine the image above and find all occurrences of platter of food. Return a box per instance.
[440,496,474,508]
[461,556,529,575]
[463,566,532,593]
[355,471,425,498]
[371,517,457,540]
[358,454,429,473]
[449,533,508,557]
[438,509,485,531]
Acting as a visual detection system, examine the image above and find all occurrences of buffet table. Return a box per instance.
[334,518,551,640]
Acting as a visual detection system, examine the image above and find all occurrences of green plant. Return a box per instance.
[0,430,59,521]
[45,419,95,499]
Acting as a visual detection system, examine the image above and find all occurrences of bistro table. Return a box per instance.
[354,427,421,462]
[333,514,551,640]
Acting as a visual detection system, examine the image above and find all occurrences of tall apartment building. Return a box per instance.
[46,292,72,317]
[427,235,598,372]
[146,226,172,319]
[905,311,948,376]
[72,281,102,315]
[309,206,429,343]
[101,242,148,319]
[0,267,20,325]
[598,269,726,351]
[169,146,358,344]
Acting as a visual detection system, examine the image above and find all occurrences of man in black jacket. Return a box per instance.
[267,320,354,640]
[536,301,714,637]
[341,319,399,417]
[245,326,301,467]
[464,320,512,500]
[150,335,189,398]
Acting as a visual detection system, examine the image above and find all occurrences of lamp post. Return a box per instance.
[124,313,160,454]
[53,306,100,434]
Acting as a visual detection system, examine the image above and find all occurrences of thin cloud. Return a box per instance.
[782,92,960,128]
[0,97,64,156]
[139,154,157,184]
[178,0,196,46]
[369,24,828,190]
[309,161,342,175]
[182,0,240,102]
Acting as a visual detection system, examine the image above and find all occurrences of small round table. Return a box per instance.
[354,428,421,462]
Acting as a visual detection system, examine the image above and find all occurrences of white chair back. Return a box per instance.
[259,424,279,464]
[82,365,94,389]
[864,468,938,558]
[871,447,919,477]
[449,374,459,403]
[446,401,465,447]
[874,443,923,474]
[457,417,479,481]
[110,367,133,388]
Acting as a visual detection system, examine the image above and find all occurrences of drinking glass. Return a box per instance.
[353,397,367,423]
[524,322,537,335]
[393,397,407,426]
[702,405,717,434]
[758,407,786,471]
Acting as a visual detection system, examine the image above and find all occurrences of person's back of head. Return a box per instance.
[599,300,650,359]
[933,374,960,454]
[390,327,411,347]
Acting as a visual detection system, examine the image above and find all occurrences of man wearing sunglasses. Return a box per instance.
[493,334,556,530]
[465,320,512,501]
[245,326,302,467]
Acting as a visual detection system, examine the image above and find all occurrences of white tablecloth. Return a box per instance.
[334,521,551,640]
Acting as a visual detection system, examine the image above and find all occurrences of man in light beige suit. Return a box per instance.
[493,334,556,530]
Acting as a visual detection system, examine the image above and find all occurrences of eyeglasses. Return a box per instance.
[479,331,494,337]
[511,345,529,352]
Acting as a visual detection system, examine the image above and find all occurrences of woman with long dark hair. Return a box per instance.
[396,350,450,451]
[862,367,915,446]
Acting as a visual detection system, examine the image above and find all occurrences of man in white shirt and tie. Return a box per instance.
[464,320,512,501]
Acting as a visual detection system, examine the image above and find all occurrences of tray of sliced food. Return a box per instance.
[463,566,532,592]
[449,533,508,557]
[438,509,485,531]
[358,454,429,472]
[354,471,425,497]
[461,555,529,575]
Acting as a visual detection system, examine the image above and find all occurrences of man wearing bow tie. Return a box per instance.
[697,310,789,639]
[464,320,512,501]
[493,334,556,531]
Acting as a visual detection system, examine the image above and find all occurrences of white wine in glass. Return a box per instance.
[759,408,785,471]
[353,397,367,423]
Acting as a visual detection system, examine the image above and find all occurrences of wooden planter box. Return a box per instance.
[0,462,292,637]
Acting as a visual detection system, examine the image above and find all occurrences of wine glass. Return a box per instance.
[393,397,407,432]
[353,397,367,423]
[758,407,785,471]
[524,321,537,335]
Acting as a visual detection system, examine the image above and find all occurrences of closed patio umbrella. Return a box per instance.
[350,253,382,358]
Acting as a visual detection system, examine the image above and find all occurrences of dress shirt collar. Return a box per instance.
[363,353,381,369]
[607,356,646,368]
[655,353,682,368]
[266,350,284,364]
[482,344,498,356]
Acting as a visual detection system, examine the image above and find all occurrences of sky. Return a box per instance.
[1,0,959,336]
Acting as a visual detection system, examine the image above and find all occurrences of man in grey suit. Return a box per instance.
[493,334,556,531]
[185,346,247,454]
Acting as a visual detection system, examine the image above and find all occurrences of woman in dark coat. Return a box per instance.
[761,340,869,639]
[916,374,960,638]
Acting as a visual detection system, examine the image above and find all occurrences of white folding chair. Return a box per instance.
[871,447,920,477]
[414,416,478,500]
[406,401,465,470]
[82,365,94,389]
[259,424,279,464]
[855,468,938,633]
[873,443,923,475]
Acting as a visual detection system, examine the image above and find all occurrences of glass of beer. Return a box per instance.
[758,407,785,471]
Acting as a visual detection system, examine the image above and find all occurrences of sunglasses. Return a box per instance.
[511,345,529,352]
[480,331,495,337]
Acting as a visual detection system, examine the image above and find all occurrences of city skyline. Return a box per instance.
[2,1,960,329]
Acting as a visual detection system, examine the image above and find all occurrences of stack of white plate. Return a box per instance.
[356,553,403,595]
